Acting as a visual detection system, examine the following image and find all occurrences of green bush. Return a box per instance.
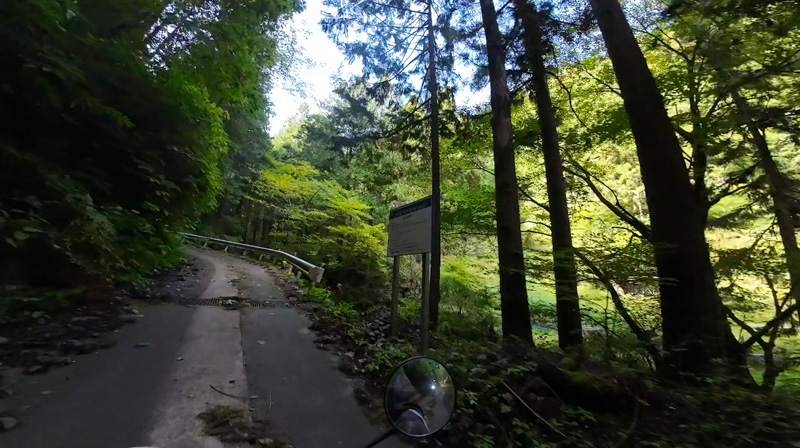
[329,301,358,321]
[438,258,499,339]
[317,223,388,301]
[399,296,421,321]
[307,286,334,304]
[245,161,389,302]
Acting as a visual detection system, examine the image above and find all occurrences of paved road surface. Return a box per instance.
[0,247,400,448]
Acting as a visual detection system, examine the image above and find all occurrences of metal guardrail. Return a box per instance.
[178,232,324,284]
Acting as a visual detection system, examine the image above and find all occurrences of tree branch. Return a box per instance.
[576,250,663,369]
[707,162,760,206]
[566,162,652,241]
[548,70,588,129]
[519,187,551,213]
[369,112,430,141]
[576,65,622,98]
[739,295,800,348]
[673,125,694,144]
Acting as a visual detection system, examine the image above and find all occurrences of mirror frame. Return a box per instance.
[384,355,457,438]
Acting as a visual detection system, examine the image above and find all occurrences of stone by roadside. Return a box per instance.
[150,253,214,302]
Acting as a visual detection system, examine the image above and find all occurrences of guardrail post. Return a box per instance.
[309,267,324,284]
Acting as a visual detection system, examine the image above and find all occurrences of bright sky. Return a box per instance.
[268,0,489,136]
[268,0,359,135]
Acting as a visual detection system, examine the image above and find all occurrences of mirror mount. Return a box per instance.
[362,427,397,448]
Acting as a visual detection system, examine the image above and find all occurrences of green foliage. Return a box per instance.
[0,0,234,288]
[398,296,421,322]
[5,0,797,444]
[365,341,415,373]
[1,0,300,291]
[306,285,358,321]
[329,301,358,321]
[438,258,500,339]
[243,160,388,300]
[307,286,334,304]
[0,287,86,321]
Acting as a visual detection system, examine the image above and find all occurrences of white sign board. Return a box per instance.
[387,197,432,256]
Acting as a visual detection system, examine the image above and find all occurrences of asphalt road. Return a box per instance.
[0,247,401,448]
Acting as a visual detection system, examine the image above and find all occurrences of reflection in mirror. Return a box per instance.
[385,356,456,437]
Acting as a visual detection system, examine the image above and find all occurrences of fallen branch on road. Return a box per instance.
[210,384,260,400]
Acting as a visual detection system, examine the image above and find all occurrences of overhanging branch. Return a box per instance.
[566,162,652,241]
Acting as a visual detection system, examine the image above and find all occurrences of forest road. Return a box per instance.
[0,247,401,448]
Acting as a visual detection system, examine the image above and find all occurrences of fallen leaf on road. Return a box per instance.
[0,417,18,431]
[176,357,184,361]
[25,365,46,375]
[257,341,265,345]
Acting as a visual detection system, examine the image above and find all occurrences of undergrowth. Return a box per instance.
[224,247,800,447]
[299,289,800,447]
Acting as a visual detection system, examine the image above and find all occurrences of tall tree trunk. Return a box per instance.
[426,0,442,330]
[732,90,800,320]
[241,200,252,242]
[588,0,744,375]
[479,0,533,344]
[514,0,582,349]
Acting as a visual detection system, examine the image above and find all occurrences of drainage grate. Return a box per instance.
[249,300,291,308]
[178,298,224,306]
[176,298,290,308]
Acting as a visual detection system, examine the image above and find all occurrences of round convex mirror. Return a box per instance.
[384,356,456,437]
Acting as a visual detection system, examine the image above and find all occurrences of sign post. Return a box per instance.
[390,256,400,337]
[420,252,430,354]
[387,197,432,354]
